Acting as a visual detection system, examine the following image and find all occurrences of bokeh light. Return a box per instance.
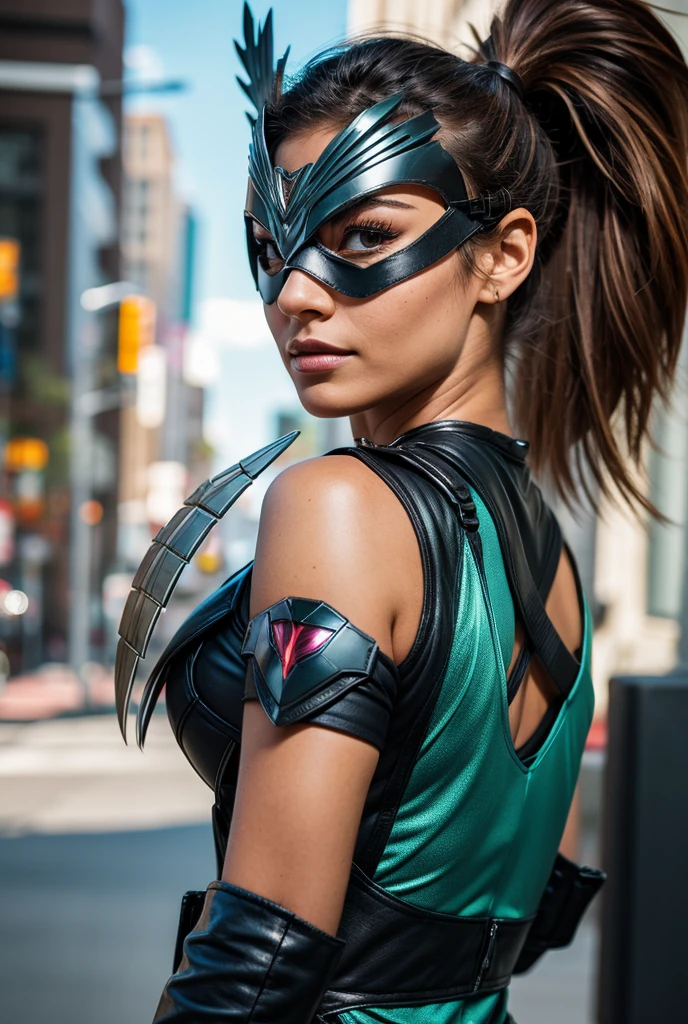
[79,500,104,526]
[4,590,29,616]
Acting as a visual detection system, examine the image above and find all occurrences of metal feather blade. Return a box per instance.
[312,111,440,196]
[114,430,300,744]
[114,639,139,739]
[248,93,443,258]
[235,3,289,121]
[248,109,287,221]
[291,102,439,204]
[296,94,406,192]
[134,659,167,750]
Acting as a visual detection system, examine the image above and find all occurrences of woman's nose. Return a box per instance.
[276,268,336,321]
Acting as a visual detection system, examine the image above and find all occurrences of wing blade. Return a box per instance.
[114,430,299,743]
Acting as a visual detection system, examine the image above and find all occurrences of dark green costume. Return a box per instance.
[117,421,601,1022]
[336,430,594,1024]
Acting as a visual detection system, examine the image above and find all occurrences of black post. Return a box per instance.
[597,673,688,1022]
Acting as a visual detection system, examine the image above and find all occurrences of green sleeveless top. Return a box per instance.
[339,489,595,1024]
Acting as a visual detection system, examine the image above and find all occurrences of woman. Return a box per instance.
[115,1,688,1021]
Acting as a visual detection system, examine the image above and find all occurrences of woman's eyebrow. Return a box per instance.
[347,197,416,213]
[253,196,417,238]
[326,196,416,228]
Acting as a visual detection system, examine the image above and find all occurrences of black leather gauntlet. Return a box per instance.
[154,881,346,1023]
[512,852,606,974]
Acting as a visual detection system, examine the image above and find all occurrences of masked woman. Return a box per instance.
[115,1,688,1021]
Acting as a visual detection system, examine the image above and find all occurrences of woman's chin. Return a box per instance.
[296,397,356,419]
[293,381,374,420]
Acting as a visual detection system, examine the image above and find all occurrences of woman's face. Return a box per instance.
[252,127,492,426]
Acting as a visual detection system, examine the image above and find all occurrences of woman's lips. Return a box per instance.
[288,340,353,374]
[291,352,353,373]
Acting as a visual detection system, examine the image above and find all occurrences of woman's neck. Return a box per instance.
[349,354,513,446]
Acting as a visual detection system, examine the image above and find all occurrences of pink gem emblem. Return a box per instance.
[271,620,334,679]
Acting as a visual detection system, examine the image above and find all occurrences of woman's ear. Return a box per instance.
[475,208,537,305]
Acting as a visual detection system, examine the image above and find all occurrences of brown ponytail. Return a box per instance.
[480,0,688,512]
[266,0,688,512]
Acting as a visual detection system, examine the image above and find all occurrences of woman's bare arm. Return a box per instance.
[222,454,420,935]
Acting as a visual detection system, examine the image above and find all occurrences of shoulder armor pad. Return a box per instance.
[241,597,378,726]
[114,430,299,745]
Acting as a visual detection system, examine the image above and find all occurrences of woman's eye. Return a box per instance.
[342,228,389,252]
[257,238,280,260]
[255,237,283,273]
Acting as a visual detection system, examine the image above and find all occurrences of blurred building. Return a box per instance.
[121,114,175,312]
[116,112,206,604]
[347,0,688,713]
[348,0,495,49]
[0,0,125,674]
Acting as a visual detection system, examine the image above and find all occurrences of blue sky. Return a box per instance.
[124,0,348,311]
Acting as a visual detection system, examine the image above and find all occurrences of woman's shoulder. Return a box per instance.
[261,451,416,538]
[250,453,422,661]
[276,446,388,499]
[265,450,383,498]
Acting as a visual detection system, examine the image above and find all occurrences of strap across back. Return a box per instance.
[344,421,581,701]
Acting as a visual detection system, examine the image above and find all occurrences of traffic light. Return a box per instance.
[117,295,156,374]
[0,239,19,301]
[3,437,49,523]
[4,437,49,472]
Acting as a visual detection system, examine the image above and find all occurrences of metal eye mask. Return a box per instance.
[236,5,512,303]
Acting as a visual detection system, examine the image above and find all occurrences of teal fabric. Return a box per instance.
[339,491,595,1024]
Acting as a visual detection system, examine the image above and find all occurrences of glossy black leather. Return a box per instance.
[172,852,603,1018]
[317,865,533,1015]
[242,596,385,726]
[394,422,581,695]
[244,642,400,750]
[161,564,252,790]
[154,880,345,1023]
[393,421,561,597]
[512,853,606,974]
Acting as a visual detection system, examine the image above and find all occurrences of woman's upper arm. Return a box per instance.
[248,454,403,649]
[222,455,406,935]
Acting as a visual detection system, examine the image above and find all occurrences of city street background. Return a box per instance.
[1,1,688,1022]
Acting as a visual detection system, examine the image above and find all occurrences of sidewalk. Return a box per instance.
[0,713,210,835]
[0,663,116,720]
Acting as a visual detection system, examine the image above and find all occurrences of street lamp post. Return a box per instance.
[69,282,140,690]
[67,75,187,692]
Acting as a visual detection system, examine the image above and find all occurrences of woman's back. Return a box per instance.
[329,422,594,1022]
